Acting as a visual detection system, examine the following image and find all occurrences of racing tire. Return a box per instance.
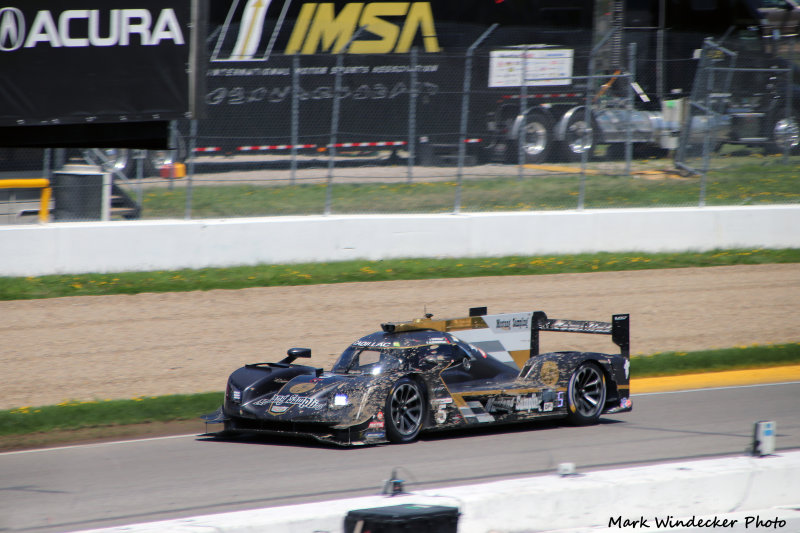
[385,377,426,444]
[559,112,595,163]
[566,363,607,426]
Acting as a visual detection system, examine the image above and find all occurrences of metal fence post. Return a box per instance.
[783,64,793,164]
[517,45,529,182]
[326,27,366,216]
[580,29,618,211]
[455,23,497,214]
[625,42,636,176]
[291,53,300,185]
[185,119,197,220]
[408,47,417,183]
[134,149,145,212]
[325,52,343,216]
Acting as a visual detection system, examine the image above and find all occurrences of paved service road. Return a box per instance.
[1,383,798,533]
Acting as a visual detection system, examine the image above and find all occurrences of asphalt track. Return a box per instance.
[1,381,798,533]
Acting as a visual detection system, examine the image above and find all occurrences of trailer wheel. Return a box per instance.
[560,113,595,162]
[767,117,799,155]
[508,113,554,164]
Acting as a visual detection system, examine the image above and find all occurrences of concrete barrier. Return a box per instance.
[1,205,798,276]
[78,450,800,533]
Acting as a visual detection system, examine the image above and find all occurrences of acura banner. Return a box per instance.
[0,0,203,129]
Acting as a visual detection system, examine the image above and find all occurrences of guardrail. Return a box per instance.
[0,178,50,223]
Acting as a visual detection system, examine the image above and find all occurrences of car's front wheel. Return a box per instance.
[385,378,426,443]
[566,363,606,425]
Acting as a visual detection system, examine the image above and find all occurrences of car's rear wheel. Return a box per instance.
[566,363,606,425]
[385,378,426,443]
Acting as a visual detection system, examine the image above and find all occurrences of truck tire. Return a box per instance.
[508,113,554,164]
[559,112,595,162]
[767,117,799,155]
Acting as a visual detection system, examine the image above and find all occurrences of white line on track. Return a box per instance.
[0,432,198,456]
[3,381,798,456]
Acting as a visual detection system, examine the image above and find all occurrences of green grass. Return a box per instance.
[2,248,799,301]
[1,343,798,438]
[137,157,800,217]
[0,393,223,437]
[631,342,800,377]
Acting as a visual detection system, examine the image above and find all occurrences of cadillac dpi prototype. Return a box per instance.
[203,307,632,445]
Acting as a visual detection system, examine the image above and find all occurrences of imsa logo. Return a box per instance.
[285,2,440,54]
[0,7,185,51]
[217,0,439,61]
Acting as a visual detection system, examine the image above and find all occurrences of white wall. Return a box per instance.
[77,451,800,533]
[1,205,798,276]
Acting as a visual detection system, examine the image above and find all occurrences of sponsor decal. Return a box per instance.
[257,393,324,411]
[0,7,185,51]
[365,430,386,440]
[624,359,630,379]
[495,315,530,331]
[216,0,439,62]
[487,394,540,413]
[269,405,289,413]
[620,397,632,409]
[286,2,439,55]
[352,340,392,348]
[540,361,560,387]
[543,401,554,412]
[434,409,447,424]
[368,419,385,429]
[289,382,315,394]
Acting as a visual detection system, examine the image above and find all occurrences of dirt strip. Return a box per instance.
[2,264,798,410]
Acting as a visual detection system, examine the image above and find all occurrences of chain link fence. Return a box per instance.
[2,30,798,224]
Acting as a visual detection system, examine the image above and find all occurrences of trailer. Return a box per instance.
[4,0,797,179]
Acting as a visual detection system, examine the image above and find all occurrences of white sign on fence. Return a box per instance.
[489,47,574,88]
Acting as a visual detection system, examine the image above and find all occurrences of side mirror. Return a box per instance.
[281,347,311,364]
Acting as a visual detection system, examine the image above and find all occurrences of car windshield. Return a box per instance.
[331,346,415,375]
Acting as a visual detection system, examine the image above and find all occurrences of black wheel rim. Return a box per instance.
[571,365,604,417]
[390,383,423,436]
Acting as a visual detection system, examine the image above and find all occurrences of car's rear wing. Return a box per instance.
[530,311,630,359]
[381,307,629,369]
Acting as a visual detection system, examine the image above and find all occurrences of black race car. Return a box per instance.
[203,307,632,445]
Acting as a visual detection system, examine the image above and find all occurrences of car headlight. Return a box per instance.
[331,393,349,408]
[227,382,242,403]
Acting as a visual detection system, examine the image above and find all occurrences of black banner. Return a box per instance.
[0,1,201,128]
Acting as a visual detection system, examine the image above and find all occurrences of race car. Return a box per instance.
[202,307,632,445]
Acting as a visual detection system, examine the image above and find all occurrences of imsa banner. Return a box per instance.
[0,0,202,129]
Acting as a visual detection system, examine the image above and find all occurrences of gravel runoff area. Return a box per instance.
[2,264,799,410]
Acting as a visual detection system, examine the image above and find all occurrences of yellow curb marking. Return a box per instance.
[523,164,600,174]
[632,365,800,394]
